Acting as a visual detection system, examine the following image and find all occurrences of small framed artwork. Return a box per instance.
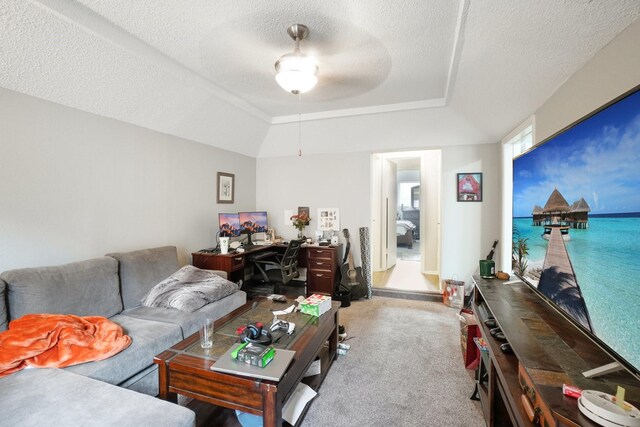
[298,206,310,225]
[217,172,235,204]
[317,208,340,231]
[266,229,275,242]
[457,173,482,202]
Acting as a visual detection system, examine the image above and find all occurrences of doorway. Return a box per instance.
[371,150,442,293]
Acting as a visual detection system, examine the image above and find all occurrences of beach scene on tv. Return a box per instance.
[513,89,640,372]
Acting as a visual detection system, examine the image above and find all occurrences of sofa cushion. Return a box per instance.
[0,257,122,321]
[0,279,7,332]
[64,314,182,386]
[122,290,247,338]
[107,246,180,310]
[0,368,195,427]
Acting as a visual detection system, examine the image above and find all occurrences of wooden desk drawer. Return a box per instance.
[229,255,245,271]
[307,248,333,260]
[307,271,334,295]
[193,252,245,272]
[308,259,332,271]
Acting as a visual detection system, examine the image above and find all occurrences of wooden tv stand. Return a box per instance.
[472,275,640,426]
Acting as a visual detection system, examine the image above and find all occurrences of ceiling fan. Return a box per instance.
[274,24,319,95]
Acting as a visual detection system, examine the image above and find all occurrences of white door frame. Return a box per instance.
[371,150,442,281]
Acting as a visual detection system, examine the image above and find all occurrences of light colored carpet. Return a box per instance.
[301,297,484,427]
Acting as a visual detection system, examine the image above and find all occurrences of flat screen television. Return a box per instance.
[512,85,640,379]
[239,211,268,245]
[218,213,240,237]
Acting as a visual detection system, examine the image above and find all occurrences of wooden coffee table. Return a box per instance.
[154,298,340,427]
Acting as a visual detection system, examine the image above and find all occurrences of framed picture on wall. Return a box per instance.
[457,173,482,202]
[317,208,340,231]
[298,206,310,225]
[217,172,235,204]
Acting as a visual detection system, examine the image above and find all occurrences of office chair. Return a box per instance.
[250,238,304,293]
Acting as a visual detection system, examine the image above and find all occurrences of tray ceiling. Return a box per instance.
[1,0,639,156]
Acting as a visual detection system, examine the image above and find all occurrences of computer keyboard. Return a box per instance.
[253,241,272,246]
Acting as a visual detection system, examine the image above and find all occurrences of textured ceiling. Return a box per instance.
[1,0,639,157]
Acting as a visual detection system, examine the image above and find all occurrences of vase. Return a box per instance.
[297,230,305,240]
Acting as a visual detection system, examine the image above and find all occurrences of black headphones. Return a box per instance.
[241,322,273,345]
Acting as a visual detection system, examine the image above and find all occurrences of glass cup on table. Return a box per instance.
[200,318,214,349]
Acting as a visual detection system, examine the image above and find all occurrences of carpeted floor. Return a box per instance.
[301,297,484,427]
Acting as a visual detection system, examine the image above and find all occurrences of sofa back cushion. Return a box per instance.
[1,257,122,321]
[0,279,7,331]
[106,246,180,310]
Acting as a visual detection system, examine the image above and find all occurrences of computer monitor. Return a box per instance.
[218,213,240,237]
[239,211,268,246]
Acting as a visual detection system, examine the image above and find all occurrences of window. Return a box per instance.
[500,118,535,273]
[508,124,534,157]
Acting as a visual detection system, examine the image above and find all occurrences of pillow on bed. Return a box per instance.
[142,265,240,312]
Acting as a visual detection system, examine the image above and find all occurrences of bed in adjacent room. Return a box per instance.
[397,220,416,248]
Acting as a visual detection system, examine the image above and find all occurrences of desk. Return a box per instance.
[192,244,343,296]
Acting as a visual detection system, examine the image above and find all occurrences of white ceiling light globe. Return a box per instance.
[275,53,318,94]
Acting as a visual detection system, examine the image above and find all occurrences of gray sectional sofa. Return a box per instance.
[0,246,247,426]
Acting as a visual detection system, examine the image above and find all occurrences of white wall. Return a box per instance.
[255,152,371,264]
[440,144,501,282]
[535,19,640,144]
[257,144,501,286]
[259,107,488,158]
[0,87,500,286]
[0,88,256,270]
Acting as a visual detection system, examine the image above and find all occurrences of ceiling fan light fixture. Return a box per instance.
[274,24,318,95]
[275,53,318,94]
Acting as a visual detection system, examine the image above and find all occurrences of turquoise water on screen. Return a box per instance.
[513,216,640,371]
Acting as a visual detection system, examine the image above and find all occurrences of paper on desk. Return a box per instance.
[272,304,295,316]
[282,382,317,425]
[284,210,293,226]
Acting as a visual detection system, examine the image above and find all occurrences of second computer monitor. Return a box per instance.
[239,211,268,234]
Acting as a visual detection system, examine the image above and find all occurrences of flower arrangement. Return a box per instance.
[290,212,310,237]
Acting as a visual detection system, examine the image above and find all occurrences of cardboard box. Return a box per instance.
[300,294,332,317]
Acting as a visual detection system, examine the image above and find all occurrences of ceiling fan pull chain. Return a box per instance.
[298,92,303,157]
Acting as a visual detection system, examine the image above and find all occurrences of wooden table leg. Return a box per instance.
[156,359,178,403]
[262,384,281,427]
[329,310,339,360]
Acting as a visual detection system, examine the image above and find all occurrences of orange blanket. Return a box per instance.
[0,314,132,378]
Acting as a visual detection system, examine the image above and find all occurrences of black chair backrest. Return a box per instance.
[281,238,304,276]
